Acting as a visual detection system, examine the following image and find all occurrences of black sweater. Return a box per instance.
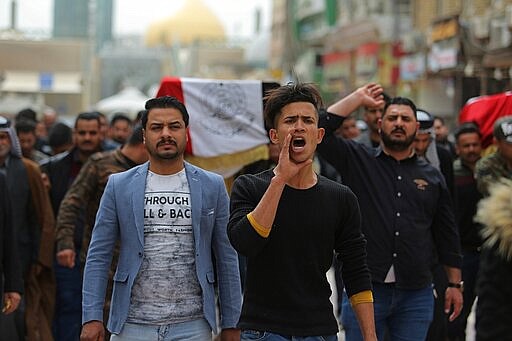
[228,170,371,336]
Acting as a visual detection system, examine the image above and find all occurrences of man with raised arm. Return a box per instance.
[317,84,463,341]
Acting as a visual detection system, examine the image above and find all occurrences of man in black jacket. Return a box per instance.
[447,122,483,341]
[0,171,23,317]
[40,111,103,341]
[413,109,456,341]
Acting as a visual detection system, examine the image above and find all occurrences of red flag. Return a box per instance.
[459,91,512,148]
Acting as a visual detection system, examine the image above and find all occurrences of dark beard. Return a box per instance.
[380,130,416,151]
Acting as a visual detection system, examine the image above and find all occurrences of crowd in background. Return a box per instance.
[0,108,145,340]
[0,81,511,341]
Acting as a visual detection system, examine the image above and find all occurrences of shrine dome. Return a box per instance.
[145,0,226,46]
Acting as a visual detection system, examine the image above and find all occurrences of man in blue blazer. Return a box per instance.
[81,96,242,341]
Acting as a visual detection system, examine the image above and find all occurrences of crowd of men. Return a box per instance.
[0,109,141,340]
[0,82,511,341]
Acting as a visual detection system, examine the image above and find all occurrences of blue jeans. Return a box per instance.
[110,318,211,341]
[241,330,337,341]
[342,283,434,341]
[53,258,82,341]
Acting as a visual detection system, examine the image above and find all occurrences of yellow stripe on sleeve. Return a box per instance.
[247,212,271,238]
[349,290,374,306]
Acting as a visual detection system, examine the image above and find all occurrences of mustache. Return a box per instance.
[391,128,406,134]
[157,138,177,147]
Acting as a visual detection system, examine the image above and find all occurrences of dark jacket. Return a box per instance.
[0,173,23,297]
[40,148,80,216]
[4,157,55,341]
[436,145,454,199]
[55,149,135,260]
[40,148,90,255]
[22,158,56,341]
[475,179,512,341]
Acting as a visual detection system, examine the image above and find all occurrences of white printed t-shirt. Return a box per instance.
[126,168,203,324]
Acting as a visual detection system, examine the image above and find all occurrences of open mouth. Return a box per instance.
[290,137,306,152]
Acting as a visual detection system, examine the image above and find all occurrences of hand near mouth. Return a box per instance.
[273,133,312,184]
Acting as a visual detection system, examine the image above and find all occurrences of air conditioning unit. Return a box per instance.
[471,16,489,39]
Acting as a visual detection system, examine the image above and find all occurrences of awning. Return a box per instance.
[0,70,82,94]
[483,50,512,68]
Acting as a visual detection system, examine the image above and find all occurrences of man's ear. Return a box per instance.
[269,129,279,144]
[317,127,325,144]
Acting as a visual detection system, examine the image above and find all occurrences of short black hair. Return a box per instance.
[134,110,146,124]
[434,116,446,125]
[75,112,101,128]
[382,92,391,104]
[142,96,189,128]
[16,108,37,123]
[48,122,72,148]
[455,122,481,142]
[110,113,132,127]
[263,83,323,129]
[383,97,417,119]
[126,124,144,145]
[15,119,37,134]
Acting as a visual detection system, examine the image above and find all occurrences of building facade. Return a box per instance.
[270,0,512,123]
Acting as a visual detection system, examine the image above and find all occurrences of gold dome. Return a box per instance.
[145,0,226,46]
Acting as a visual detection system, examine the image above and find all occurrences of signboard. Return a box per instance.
[322,51,352,96]
[431,17,458,42]
[428,38,459,72]
[295,0,326,20]
[400,53,426,81]
[39,72,53,91]
[355,42,379,86]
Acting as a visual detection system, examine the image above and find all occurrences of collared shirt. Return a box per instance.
[0,155,9,176]
[318,111,462,289]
